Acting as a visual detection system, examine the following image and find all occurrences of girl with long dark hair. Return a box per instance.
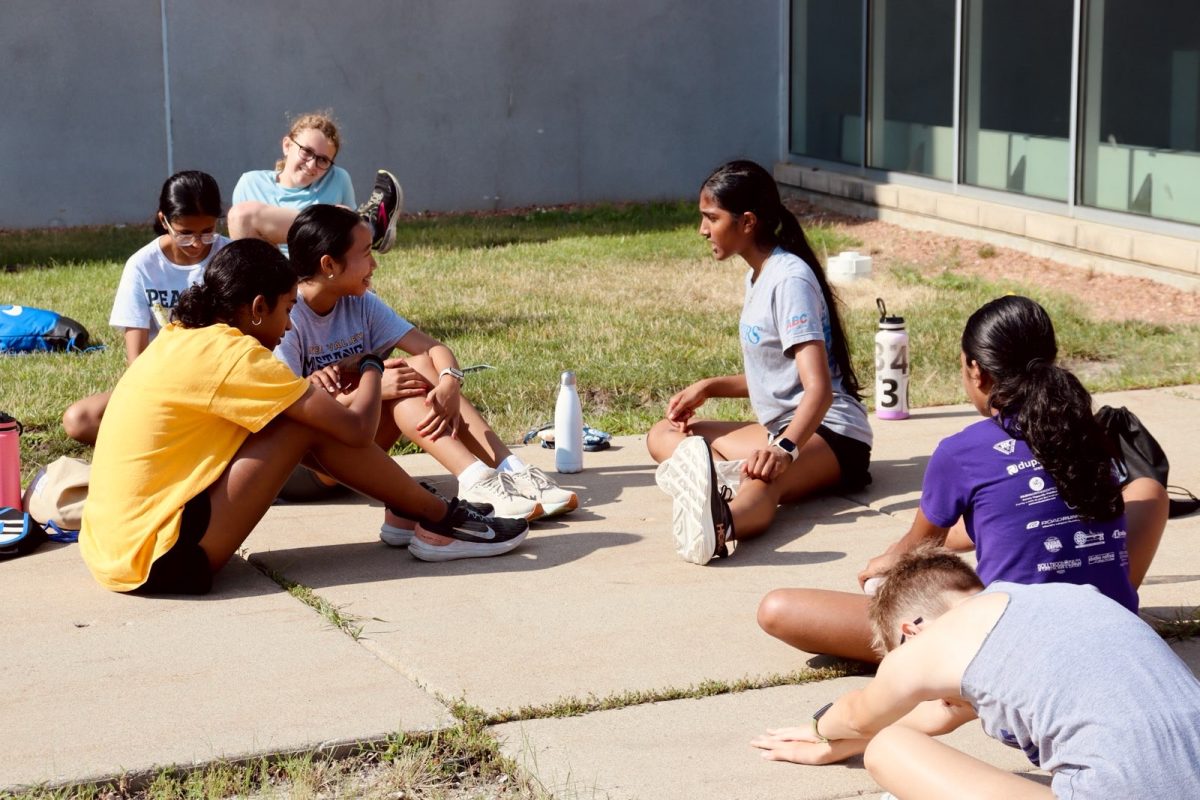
[648,160,872,564]
[756,295,1168,663]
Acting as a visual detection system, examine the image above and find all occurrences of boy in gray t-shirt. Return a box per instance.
[752,548,1200,799]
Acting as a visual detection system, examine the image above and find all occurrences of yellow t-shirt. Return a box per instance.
[80,323,309,591]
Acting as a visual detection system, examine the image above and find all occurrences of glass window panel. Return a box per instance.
[1082,0,1200,224]
[868,0,956,180]
[790,0,864,164]
[962,0,1072,200]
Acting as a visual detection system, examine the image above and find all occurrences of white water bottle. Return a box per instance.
[874,298,910,420]
[554,371,584,474]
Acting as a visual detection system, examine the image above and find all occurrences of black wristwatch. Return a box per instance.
[771,434,799,461]
[812,701,834,743]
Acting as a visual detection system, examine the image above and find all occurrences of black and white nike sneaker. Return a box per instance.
[408,498,528,562]
[381,482,495,547]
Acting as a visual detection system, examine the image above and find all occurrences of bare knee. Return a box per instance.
[62,399,101,445]
[863,725,909,780]
[402,352,435,379]
[757,589,795,637]
[646,419,681,462]
[226,201,261,240]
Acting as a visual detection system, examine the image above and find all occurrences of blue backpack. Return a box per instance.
[0,304,93,353]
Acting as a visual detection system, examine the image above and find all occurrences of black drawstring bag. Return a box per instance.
[1095,405,1199,518]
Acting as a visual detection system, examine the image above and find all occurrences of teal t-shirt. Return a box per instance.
[232,166,355,209]
[231,167,355,255]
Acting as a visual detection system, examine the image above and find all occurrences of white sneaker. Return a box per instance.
[654,437,735,565]
[460,470,543,520]
[380,519,417,547]
[507,466,579,517]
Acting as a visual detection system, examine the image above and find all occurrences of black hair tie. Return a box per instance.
[358,353,385,375]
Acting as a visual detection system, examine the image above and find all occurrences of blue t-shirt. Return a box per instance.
[274,291,414,378]
[232,166,355,211]
[921,417,1136,611]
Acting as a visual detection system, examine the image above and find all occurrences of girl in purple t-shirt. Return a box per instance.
[756,296,1168,663]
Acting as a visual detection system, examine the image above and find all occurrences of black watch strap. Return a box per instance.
[812,701,834,743]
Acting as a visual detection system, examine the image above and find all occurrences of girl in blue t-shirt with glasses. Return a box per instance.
[757,295,1169,663]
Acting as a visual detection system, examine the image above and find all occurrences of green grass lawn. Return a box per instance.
[3,201,1199,483]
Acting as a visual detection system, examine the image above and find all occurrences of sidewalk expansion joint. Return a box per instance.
[248,558,370,641]
[483,662,874,726]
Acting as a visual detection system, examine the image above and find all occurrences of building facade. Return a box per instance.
[781,0,1200,286]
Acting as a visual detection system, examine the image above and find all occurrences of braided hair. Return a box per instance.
[962,295,1122,520]
[701,160,862,398]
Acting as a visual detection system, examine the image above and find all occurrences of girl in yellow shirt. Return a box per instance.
[80,239,527,594]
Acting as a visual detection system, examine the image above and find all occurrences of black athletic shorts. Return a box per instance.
[135,492,213,596]
[813,424,873,490]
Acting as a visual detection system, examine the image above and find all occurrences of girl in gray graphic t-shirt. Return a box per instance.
[647,160,871,566]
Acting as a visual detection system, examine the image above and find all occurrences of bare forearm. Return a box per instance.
[342,370,383,443]
[698,374,748,398]
[886,513,950,556]
[777,387,832,448]
[424,343,458,375]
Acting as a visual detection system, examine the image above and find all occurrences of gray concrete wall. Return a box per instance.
[1,0,783,228]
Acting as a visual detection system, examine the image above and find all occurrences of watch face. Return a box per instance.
[776,436,796,453]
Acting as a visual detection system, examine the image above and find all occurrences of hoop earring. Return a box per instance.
[252,317,262,326]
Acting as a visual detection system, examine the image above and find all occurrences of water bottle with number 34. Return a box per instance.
[875,298,909,420]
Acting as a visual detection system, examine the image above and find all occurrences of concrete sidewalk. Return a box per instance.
[4,386,1199,797]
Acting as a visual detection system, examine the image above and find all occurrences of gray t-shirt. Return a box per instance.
[964,581,1200,798]
[274,291,414,377]
[740,248,871,446]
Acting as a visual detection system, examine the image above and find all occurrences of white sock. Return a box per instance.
[497,454,528,474]
[456,459,493,491]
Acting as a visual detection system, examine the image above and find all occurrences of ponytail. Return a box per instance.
[702,160,862,398]
[963,296,1122,520]
[173,239,296,329]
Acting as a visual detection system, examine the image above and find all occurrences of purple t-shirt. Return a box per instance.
[921,417,1136,611]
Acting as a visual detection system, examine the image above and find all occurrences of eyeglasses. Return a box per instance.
[162,217,218,247]
[288,135,335,170]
